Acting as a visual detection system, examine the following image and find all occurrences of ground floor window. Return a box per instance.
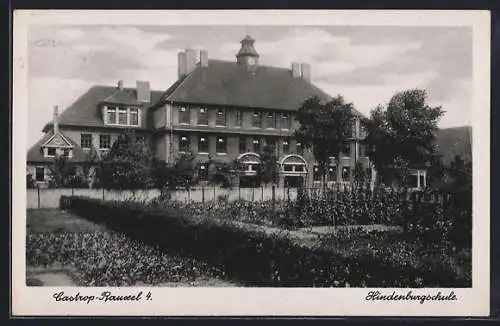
[284,175,304,188]
[35,167,44,182]
[342,166,350,181]
[328,166,337,181]
[198,163,208,180]
[313,165,321,181]
[239,175,260,188]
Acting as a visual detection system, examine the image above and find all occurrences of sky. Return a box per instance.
[27,25,472,147]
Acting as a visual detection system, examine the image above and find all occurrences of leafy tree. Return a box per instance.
[446,155,472,191]
[47,155,75,187]
[363,89,444,188]
[26,173,36,188]
[295,95,356,190]
[174,152,196,189]
[258,144,278,186]
[99,131,154,189]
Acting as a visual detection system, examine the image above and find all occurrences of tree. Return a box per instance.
[174,152,196,189]
[47,155,75,187]
[99,131,154,190]
[258,144,278,186]
[294,95,356,190]
[363,89,444,189]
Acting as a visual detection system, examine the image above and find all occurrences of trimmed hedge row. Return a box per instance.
[60,196,471,287]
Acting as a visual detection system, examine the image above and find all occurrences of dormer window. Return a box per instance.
[104,105,141,127]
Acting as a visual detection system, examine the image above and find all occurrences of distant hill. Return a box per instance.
[435,126,472,165]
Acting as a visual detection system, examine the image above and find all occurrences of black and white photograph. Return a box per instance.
[12,10,490,316]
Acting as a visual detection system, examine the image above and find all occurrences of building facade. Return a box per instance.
[27,35,373,188]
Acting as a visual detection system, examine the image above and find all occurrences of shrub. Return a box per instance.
[60,196,471,287]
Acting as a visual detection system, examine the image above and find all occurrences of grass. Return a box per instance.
[26,209,237,287]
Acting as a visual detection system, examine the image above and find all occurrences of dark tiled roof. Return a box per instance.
[435,126,472,165]
[27,131,90,163]
[42,86,164,132]
[159,60,364,116]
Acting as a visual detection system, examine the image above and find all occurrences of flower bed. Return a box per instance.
[59,195,471,287]
[26,230,229,286]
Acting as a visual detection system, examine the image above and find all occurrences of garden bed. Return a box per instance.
[26,209,237,287]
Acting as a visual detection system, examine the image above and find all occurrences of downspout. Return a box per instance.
[170,100,174,164]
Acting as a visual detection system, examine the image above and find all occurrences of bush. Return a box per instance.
[60,196,471,287]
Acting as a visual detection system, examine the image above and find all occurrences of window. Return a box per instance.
[328,166,337,181]
[198,164,208,180]
[63,149,71,158]
[179,135,190,152]
[35,167,45,182]
[130,108,139,126]
[265,112,276,129]
[99,135,111,149]
[198,136,209,153]
[283,139,290,154]
[81,134,92,149]
[216,136,227,153]
[198,107,208,125]
[47,147,56,157]
[235,109,243,127]
[342,144,350,156]
[239,137,246,153]
[179,106,190,124]
[118,107,128,125]
[419,174,426,188]
[252,138,260,153]
[313,166,321,181]
[281,113,291,130]
[295,165,304,172]
[216,109,226,126]
[342,167,350,181]
[107,107,117,124]
[296,142,303,155]
[408,175,418,188]
[252,111,262,128]
[135,136,145,143]
[284,165,293,172]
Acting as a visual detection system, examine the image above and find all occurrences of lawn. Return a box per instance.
[26,209,237,287]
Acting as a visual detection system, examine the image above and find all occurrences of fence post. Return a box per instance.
[188,188,191,202]
[102,187,105,201]
[37,184,40,209]
[238,186,241,200]
[71,187,74,196]
[261,185,264,201]
[402,188,408,234]
[252,184,255,201]
[213,184,216,201]
[202,185,205,203]
[272,185,276,206]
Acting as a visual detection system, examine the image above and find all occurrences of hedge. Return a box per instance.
[59,196,471,287]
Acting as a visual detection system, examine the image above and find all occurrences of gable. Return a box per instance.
[42,132,72,148]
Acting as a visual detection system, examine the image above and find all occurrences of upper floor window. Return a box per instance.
[216,108,226,126]
[265,112,276,129]
[235,109,243,127]
[239,136,246,153]
[283,139,290,154]
[198,136,209,153]
[296,142,304,155]
[105,106,140,127]
[179,106,190,124]
[129,108,139,126]
[179,135,190,152]
[81,134,92,149]
[281,113,291,130]
[99,134,111,149]
[252,111,262,128]
[216,136,227,154]
[252,138,261,153]
[118,107,128,125]
[107,107,117,124]
[198,107,208,125]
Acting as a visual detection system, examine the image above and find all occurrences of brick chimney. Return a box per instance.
[185,48,198,74]
[200,49,208,67]
[178,51,187,79]
[301,63,311,82]
[291,62,301,78]
[53,105,59,134]
[136,81,151,103]
[117,80,124,91]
